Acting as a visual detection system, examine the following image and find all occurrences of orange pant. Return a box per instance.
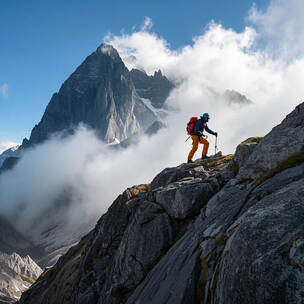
[188,135,209,160]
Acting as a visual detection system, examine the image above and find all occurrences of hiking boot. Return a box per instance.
[201,155,209,160]
[187,159,194,164]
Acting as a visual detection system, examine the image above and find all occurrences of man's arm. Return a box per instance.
[205,125,217,136]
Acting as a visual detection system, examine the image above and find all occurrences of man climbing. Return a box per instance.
[187,113,217,163]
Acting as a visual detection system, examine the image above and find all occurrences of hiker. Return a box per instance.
[187,113,217,163]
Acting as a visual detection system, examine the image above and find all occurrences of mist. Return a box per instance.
[1,0,304,248]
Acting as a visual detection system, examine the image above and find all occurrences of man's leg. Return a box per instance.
[200,137,210,156]
[188,136,199,161]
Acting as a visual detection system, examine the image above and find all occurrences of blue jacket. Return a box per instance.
[193,118,216,136]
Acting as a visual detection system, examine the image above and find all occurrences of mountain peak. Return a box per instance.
[23,44,157,146]
[96,43,120,60]
[154,69,163,77]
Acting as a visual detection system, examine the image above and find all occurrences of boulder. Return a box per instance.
[238,103,304,180]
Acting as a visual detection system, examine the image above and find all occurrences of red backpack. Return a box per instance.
[186,117,198,135]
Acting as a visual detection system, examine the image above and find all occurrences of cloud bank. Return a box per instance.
[248,0,304,60]
[1,0,304,249]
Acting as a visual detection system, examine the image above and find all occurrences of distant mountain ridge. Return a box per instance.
[130,68,173,108]
[0,252,42,303]
[0,145,20,168]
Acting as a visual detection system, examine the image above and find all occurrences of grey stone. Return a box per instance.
[99,201,177,303]
[239,102,304,180]
[234,137,260,168]
[214,179,304,304]
[126,226,201,304]
[155,181,219,219]
[130,69,174,109]
[0,252,42,302]
[149,166,194,191]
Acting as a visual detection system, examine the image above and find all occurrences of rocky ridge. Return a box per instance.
[18,102,304,304]
[130,69,173,109]
[0,252,42,303]
[0,146,20,168]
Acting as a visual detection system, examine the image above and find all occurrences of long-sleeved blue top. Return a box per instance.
[193,118,216,136]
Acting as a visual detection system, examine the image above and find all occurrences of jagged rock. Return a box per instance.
[99,201,178,303]
[149,165,201,191]
[0,145,20,168]
[126,225,201,304]
[233,137,262,169]
[18,232,91,304]
[223,89,253,106]
[215,179,304,304]
[155,179,219,219]
[130,69,174,109]
[238,102,304,180]
[0,252,42,303]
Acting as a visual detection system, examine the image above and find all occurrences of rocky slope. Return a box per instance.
[0,252,42,303]
[18,102,304,303]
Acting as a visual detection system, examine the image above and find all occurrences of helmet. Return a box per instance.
[202,113,210,119]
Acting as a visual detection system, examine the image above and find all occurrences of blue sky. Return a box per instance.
[0,0,269,144]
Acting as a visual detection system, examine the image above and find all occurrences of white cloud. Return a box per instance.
[1,0,304,247]
[105,18,304,151]
[0,126,183,247]
[0,141,19,154]
[248,0,304,61]
[141,16,153,31]
[0,84,8,98]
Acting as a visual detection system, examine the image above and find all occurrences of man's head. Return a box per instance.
[201,113,210,122]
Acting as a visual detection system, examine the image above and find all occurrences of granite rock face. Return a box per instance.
[130,69,173,109]
[238,102,304,180]
[19,102,304,304]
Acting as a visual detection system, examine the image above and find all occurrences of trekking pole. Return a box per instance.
[185,136,191,142]
[215,135,218,154]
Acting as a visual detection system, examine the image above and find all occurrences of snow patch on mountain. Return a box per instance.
[0,145,21,168]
